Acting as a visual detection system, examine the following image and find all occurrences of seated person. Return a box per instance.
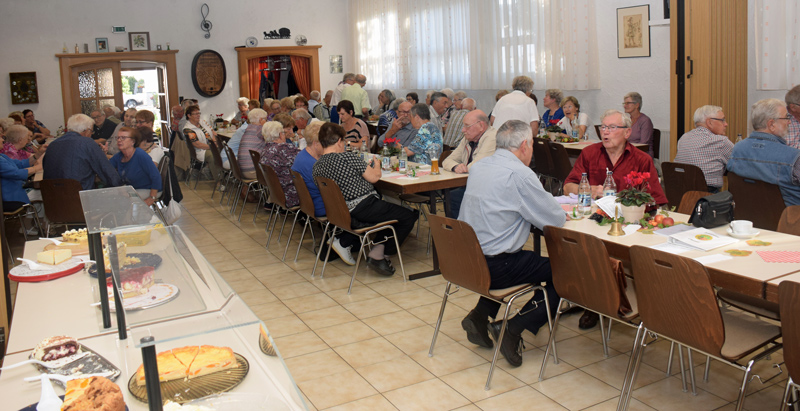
[231,97,249,127]
[43,114,121,190]
[110,127,162,206]
[294,95,310,113]
[377,101,417,147]
[727,98,800,206]
[22,109,50,144]
[400,103,442,165]
[136,125,164,165]
[313,91,332,122]
[1,124,35,160]
[312,123,417,276]
[272,113,297,146]
[260,121,301,207]
[337,100,369,148]
[1,125,44,218]
[459,120,566,367]
[109,108,138,156]
[556,96,594,140]
[183,105,221,180]
[378,98,403,129]
[236,108,269,179]
[674,105,733,193]
[291,109,311,150]
[623,92,655,157]
[540,89,565,127]
[90,109,116,145]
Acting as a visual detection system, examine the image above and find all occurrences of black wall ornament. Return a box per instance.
[263,28,291,39]
[200,3,212,39]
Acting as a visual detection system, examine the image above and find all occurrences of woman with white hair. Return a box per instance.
[623,91,655,157]
[259,121,301,207]
[0,125,43,219]
[231,97,250,127]
[236,108,270,179]
[1,123,36,160]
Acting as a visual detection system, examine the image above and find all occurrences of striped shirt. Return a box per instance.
[674,126,733,188]
[443,109,468,147]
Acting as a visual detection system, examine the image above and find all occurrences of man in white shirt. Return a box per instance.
[490,75,540,134]
[330,73,355,107]
[340,74,371,118]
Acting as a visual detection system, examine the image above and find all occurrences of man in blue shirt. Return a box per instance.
[43,114,122,190]
[458,120,566,367]
[377,101,417,147]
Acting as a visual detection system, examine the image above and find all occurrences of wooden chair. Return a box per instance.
[778,205,800,235]
[182,130,205,189]
[727,171,785,231]
[540,226,638,381]
[652,129,661,159]
[206,138,231,201]
[661,162,708,209]
[426,214,552,390]
[223,144,258,221]
[620,246,782,411]
[532,139,555,193]
[39,179,85,237]
[779,281,800,411]
[547,143,572,195]
[246,150,268,223]
[289,170,327,262]
[260,163,301,254]
[313,176,406,293]
[676,190,711,215]
[594,125,602,139]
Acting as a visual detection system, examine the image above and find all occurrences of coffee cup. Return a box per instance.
[730,220,753,234]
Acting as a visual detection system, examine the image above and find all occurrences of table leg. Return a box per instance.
[408,189,449,281]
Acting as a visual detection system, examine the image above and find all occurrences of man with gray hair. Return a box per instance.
[490,75,539,133]
[43,113,121,190]
[378,101,417,147]
[340,74,371,118]
[330,73,355,107]
[314,90,333,122]
[308,90,321,115]
[462,98,477,112]
[785,85,800,148]
[442,96,469,149]
[292,108,312,149]
[674,105,733,193]
[458,119,565,367]
[728,98,800,205]
[429,91,450,130]
[103,106,121,125]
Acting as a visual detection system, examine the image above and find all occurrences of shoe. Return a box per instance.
[461,310,493,348]
[330,237,356,265]
[488,320,523,367]
[366,257,395,276]
[578,310,600,330]
[219,184,226,192]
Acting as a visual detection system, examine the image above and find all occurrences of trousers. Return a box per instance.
[349,195,418,255]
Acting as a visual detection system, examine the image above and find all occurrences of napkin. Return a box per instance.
[757,251,800,263]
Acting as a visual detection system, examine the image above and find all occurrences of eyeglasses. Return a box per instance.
[397,110,411,115]
[136,120,149,125]
[710,117,727,123]
[118,135,131,140]
[599,125,629,131]
[774,116,792,121]
[90,115,102,119]
[622,102,637,106]
[462,122,480,130]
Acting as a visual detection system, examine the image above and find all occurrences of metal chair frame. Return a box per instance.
[222,144,258,221]
[259,163,300,252]
[289,170,325,262]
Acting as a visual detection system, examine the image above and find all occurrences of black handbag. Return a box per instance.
[688,191,735,228]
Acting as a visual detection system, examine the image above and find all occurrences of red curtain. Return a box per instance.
[290,56,311,98]
[247,58,261,99]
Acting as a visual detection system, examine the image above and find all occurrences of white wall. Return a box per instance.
[0,0,350,128]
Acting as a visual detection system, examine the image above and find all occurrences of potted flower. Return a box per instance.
[615,171,653,222]
[545,125,563,142]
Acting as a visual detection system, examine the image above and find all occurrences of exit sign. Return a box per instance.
[112,26,126,33]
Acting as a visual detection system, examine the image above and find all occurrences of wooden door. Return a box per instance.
[70,62,122,116]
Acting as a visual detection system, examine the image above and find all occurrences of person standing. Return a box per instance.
[490,76,539,134]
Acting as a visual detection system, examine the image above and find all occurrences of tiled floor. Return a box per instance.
[7,182,788,410]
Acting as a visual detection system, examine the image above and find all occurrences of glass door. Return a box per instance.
[71,62,122,115]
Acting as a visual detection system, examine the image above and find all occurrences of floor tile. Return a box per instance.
[249,301,294,321]
[271,281,323,300]
[385,325,456,356]
[355,356,435,392]
[631,376,729,411]
[384,379,470,411]
[475,386,567,411]
[581,353,666,390]
[342,296,404,319]
[384,288,442,310]
[274,330,329,359]
[299,369,378,409]
[333,337,405,369]
[440,363,525,402]
[531,369,620,410]
[264,314,310,338]
[315,320,380,348]
[362,310,427,336]
[284,349,352,383]
[548,335,622,368]
[325,394,398,411]
[410,342,487,377]
[282,292,339,314]
[298,306,358,330]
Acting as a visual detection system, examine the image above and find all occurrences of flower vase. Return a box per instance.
[620,204,646,223]
[547,131,559,142]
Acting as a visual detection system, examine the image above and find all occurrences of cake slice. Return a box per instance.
[61,228,89,245]
[135,350,187,386]
[36,249,72,265]
[102,242,127,273]
[62,376,125,411]
[32,335,80,362]
[171,345,199,370]
[106,266,155,298]
[187,345,237,379]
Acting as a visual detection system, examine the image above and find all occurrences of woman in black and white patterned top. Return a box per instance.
[312,123,417,276]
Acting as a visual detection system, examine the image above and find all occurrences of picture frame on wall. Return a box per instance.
[9,72,39,105]
[128,32,151,51]
[329,55,342,74]
[96,38,109,53]
[617,5,651,58]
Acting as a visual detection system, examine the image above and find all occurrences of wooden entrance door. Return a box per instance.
[70,62,122,115]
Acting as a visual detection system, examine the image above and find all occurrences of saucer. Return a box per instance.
[727,227,759,239]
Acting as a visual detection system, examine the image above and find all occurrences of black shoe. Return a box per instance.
[461,310,493,349]
[578,310,600,330]
[488,321,523,367]
[366,257,395,276]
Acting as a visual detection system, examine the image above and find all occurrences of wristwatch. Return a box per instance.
[150,196,157,200]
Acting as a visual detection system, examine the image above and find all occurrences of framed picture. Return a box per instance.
[9,72,39,105]
[329,55,342,74]
[617,5,651,58]
[95,37,109,53]
[128,32,150,51]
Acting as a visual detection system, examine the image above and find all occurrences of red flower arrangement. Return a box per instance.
[615,171,654,207]
[384,137,398,145]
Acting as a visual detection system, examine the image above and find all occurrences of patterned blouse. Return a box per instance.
[407,122,442,165]
[237,123,266,175]
[344,119,370,144]
[312,152,375,211]
[260,141,301,207]
[0,143,32,160]
[378,109,397,129]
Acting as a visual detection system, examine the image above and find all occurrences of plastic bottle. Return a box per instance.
[578,172,592,215]
[398,147,407,173]
[380,143,391,171]
[602,170,617,197]
[360,140,368,161]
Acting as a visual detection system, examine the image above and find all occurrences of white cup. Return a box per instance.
[730,220,753,234]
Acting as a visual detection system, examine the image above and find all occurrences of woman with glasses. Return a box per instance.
[259,121,301,207]
[110,127,162,206]
[183,105,220,180]
[557,96,595,140]
[623,91,655,157]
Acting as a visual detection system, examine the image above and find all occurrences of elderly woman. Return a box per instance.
[248,99,260,111]
[259,121,301,207]
[236,108,269,179]
[378,98,405,129]
[294,96,309,112]
[280,97,295,114]
[401,104,442,165]
[137,126,164,165]
[0,125,43,227]
[183,105,221,179]
[231,97,250,127]
[623,91,655,157]
[273,113,297,146]
[1,124,37,160]
[541,89,565,127]
[337,100,369,147]
[267,100,281,121]
[110,127,162,205]
[557,96,594,140]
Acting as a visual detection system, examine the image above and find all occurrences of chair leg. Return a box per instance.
[253,187,264,223]
[386,226,406,283]
[238,183,255,222]
[539,298,566,381]
[311,222,330,277]
[320,228,340,279]
[485,297,518,390]
[734,360,756,411]
[666,341,675,376]
[347,235,368,294]
[617,323,646,411]
[294,218,311,263]
[428,282,452,357]
[703,356,711,382]
[282,211,301,261]
[780,377,794,411]
[599,315,609,358]
[687,348,698,395]
[678,344,688,393]
[193,164,203,190]
[265,206,280,249]
[277,210,290,243]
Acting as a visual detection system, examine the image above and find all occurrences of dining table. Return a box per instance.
[215,128,236,143]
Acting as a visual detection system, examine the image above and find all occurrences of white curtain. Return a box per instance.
[349,0,599,90]
[754,0,800,90]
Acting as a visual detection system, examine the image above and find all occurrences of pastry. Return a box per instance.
[135,345,237,386]
[62,376,125,411]
[61,228,88,245]
[36,249,72,265]
[106,266,155,298]
[187,345,237,379]
[110,229,153,247]
[135,349,189,386]
[32,335,80,362]
[102,242,141,273]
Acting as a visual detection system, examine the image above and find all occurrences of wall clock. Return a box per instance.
[191,50,226,98]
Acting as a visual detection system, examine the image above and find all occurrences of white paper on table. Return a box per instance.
[622,224,641,236]
[595,195,622,219]
[693,254,733,265]
[654,224,695,237]
[650,242,693,254]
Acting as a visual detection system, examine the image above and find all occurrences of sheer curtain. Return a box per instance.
[349,0,598,90]
[755,0,800,90]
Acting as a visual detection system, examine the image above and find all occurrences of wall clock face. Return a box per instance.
[191,50,226,98]
[246,36,258,47]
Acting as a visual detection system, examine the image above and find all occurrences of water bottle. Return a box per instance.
[736,133,743,143]
[360,140,368,161]
[602,170,617,197]
[578,172,592,215]
[381,143,392,171]
[538,121,546,137]
[398,147,407,173]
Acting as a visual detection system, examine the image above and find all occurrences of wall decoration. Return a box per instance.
[9,72,39,104]
[617,5,651,58]
[96,38,109,53]
[329,55,342,74]
[191,50,226,97]
[263,28,291,39]
[200,3,213,39]
[129,32,151,51]
[246,36,258,48]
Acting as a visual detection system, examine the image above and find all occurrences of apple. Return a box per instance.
[654,215,664,224]
[662,217,675,227]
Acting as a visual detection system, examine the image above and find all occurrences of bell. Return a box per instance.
[607,221,625,236]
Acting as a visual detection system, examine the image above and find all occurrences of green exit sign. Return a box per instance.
[112,26,126,33]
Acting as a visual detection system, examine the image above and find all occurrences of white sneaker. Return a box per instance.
[330,236,356,265]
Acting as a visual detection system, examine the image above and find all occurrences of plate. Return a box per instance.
[89,253,163,277]
[108,283,180,311]
[259,332,277,356]
[127,353,249,404]
[185,392,291,411]
[28,344,122,389]
[9,259,87,282]
[20,396,130,411]
[246,36,258,47]
[727,227,760,239]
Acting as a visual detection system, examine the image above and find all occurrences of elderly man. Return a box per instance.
[462,98,477,112]
[429,92,450,131]
[308,90,321,115]
[375,89,396,116]
[490,76,539,133]
[674,105,733,193]
[728,98,800,206]
[103,106,121,125]
[459,120,565,367]
[785,85,800,148]
[90,109,116,145]
[453,91,467,110]
[43,114,121,190]
[378,101,417,147]
[22,109,50,144]
[442,110,497,218]
[340,74,371,118]
[443,95,469,149]
[314,90,332,122]
[292,109,312,150]
[331,73,355,107]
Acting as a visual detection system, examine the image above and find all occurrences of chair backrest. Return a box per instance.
[261,163,289,209]
[676,190,712,215]
[652,129,661,159]
[40,179,86,225]
[314,176,353,232]
[532,139,553,176]
[594,125,601,139]
[779,281,800,380]
[778,205,800,236]
[206,138,224,169]
[223,144,246,181]
[183,129,198,162]
[249,150,270,188]
[548,143,572,182]
[439,149,453,166]
[291,170,317,218]
[630,245,725,357]
[661,162,708,208]
[157,155,171,199]
[727,171,785,231]
[544,226,626,318]
[428,214,492,295]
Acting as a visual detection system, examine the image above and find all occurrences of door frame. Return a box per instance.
[235,46,321,99]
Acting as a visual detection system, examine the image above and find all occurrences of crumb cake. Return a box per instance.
[61,228,88,245]
[61,376,125,411]
[32,335,80,362]
[106,266,155,298]
[102,242,140,273]
[135,345,237,386]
